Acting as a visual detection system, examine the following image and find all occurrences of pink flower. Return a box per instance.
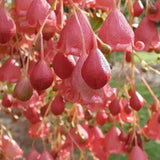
[26,149,41,160]
[39,151,53,160]
[0,7,16,44]
[57,54,115,105]
[72,55,112,104]
[0,58,21,83]
[104,126,124,154]
[14,0,35,34]
[129,146,148,160]
[134,17,160,51]
[133,0,144,17]
[15,0,33,16]
[147,0,160,22]
[119,98,134,123]
[90,138,109,160]
[81,48,111,89]
[98,9,134,52]
[58,11,94,56]
[43,11,57,40]
[1,135,23,159]
[26,0,50,27]
[142,111,160,140]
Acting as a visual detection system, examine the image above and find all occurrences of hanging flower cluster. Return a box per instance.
[0,0,159,159]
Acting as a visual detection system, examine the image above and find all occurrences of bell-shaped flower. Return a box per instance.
[13,77,33,101]
[43,11,58,40]
[129,90,144,111]
[39,151,53,160]
[26,149,41,160]
[81,48,111,89]
[129,146,148,160]
[1,135,23,159]
[0,6,16,44]
[26,0,50,28]
[58,11,94,56]
[134,17,160,51]
[98,8,134,52]
[147,0,160,22]
[85,125,107,160]
[104,126,123,154]
[90,138,109,160]
[133,0,144,17]
[51,95,65,115]
[71,54,114,104]
[119,98,134,122]
[2,93,13,108]
[30,59,54,91]
[57,50,115,105]
[142,111,160,140]
[15,0,33,16]
[96,109,108,125]
[14,0,36,34]
[0,58,21,83]
[53,52,75,79]
[109,97,121,116]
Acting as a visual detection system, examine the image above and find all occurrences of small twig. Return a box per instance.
[135,67,159,103]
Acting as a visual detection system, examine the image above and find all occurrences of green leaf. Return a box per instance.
[90,16,103,31]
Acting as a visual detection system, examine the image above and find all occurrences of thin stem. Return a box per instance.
[60,0,64,29]
[146,0,149,16]
[134,129,138,146]
[15,33,29,76]
[147,65,160,75]
[118,0,122,9]
[63,125,84,153]
[40,32,44,60]
[35,95,55,139]
[72,104,78,126]
[135,67,159,103]
[31,139,36,150]
[117,53,126,94]
[0,124,13,139]
[134,52,160,75]
[80,10,97,50]
[25,51,31,77]
[68,0,80,11]
[42,137,47,151]
[143,99,152,118]
[95,34,110,48]
[73,8,87,55]
[52,0,57,10]
[33,12,51,47]
[122,0,128,13]
[128,0,134,25]
[131,52,135,90]
[148,0,154,6]
[68,0,97,51]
